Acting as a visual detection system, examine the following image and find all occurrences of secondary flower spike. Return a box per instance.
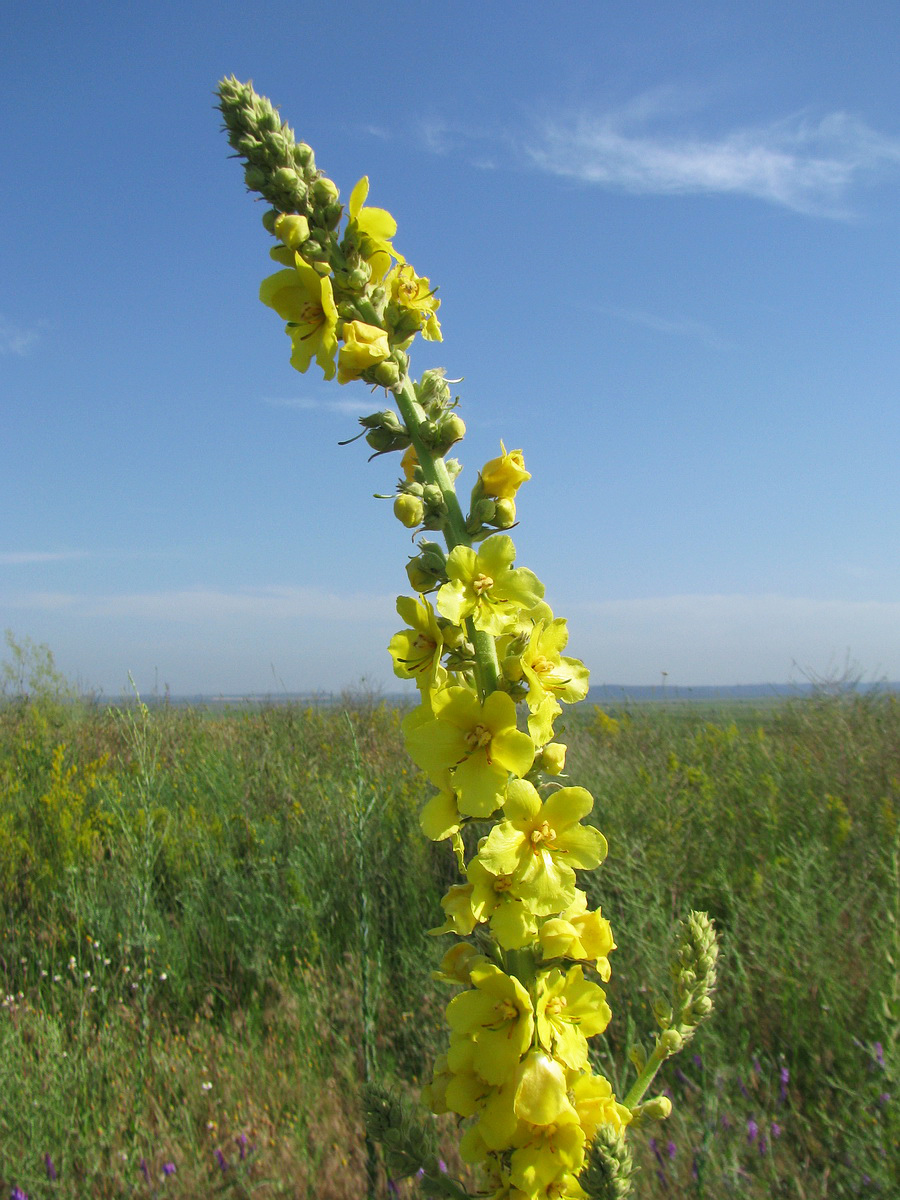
[218,77,721,1200]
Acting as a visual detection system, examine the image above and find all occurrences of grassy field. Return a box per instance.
[1,671,898,1197]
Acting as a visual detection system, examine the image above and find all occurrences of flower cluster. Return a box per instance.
[217,79,718,1200]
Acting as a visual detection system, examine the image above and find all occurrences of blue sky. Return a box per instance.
[3,1,900,696]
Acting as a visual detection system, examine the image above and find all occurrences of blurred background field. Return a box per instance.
[1,643,898,1198]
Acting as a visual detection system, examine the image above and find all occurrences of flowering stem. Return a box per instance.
[393,375,501,699]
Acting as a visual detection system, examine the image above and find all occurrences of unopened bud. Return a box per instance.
[371,359,401,388]
[261,209,278,234]
[634,1095,672,1122]
[292,142,315,169]
[492,498,516,527]
[690,996,713,1018]
[274,212,310,250]
[422,484,443,508]
[312,177,340,205]
[471,498,496,524]
[394,495,425,528]
[659,1028,684,1055]
[540,743,567,775]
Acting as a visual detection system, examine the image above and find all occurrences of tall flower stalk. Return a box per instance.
[216,77,719,1200]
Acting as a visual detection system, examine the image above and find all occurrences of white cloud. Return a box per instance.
[5,584,395,624]
[566,593,900,684]
[0,551,89,565]
[529,99,900,217]
[262,395,376,415]
[596,305,729,349]
[0,316,42,355]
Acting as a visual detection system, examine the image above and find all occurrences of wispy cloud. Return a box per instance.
[6,585,396,624]
[596,304,729,349]
[0,550,90,565]
[0,315,43,356]
[529,96,900,217]
[262,396,375,416]
[565,593,900,683]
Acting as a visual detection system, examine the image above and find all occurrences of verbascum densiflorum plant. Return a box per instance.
[217,78,720,1200]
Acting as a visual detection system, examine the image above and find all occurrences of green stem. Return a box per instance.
[623,1039,671,1109]
[392,375,500,699]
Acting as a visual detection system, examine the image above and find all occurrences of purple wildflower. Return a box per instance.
[758,1134,768,1155]
[747,1117,759,1145]
[238,1132,248,1161]
[11,1189,30,1200]
[874,1042,885,1069]
[779,1066,790,1104]
[771,1122,782,1139]
[666,1140,677,1160]
[655,1169,669,1191]
[878,1092,891,1107]
[162,1163,176,1177]
[44,1154,57,1181]
[438,1160,447,1173]
[214,1148,228,1172]
[738,1077,749,1099]
[140,1159,150,1184]
[752,1056,762,1076]
[692,1053,703,1070]
[387,1181,400,1198]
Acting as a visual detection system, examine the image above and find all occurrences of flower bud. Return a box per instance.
[371,359,401,388]
[406,541,447,592]
[312,177,340,205]
[261,209,278,234]
[422,484,443,508]
[492,498,516,528]
[366,427,409,454]
[274,212,310,250]
[540,743,567,775]
[659,1028,684,1055]
[244,165,268,190]
[394,495,425,528]
[633,1095,672,1122]
[470,498,496,525]
[292,142,315,169]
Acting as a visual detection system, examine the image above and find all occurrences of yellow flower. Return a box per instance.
[539,892,616,980]
[481,443,531,500]
[467,857,537,949]
[570,1072,631,1140]
[477,780,607,915]
[403,687,534,817]
[510,1116,585,1195]
[535,966,611,1070]
[347,175,398,281]
[437,535,544,637]
[387,595,445,690]
[337,320,391,384]
[259,254,338,379]
[387,262,442,341]
[446,962,534,1085]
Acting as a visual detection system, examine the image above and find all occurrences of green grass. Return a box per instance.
[1,686,898,1197]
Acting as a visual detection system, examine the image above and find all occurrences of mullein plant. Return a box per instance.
[216,78,719,1200]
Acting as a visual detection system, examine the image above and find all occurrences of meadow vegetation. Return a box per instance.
[1,642,898,1198]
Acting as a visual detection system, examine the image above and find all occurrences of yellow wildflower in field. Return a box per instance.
[219,77,721,1200]
[437,535,544,636]
[403,687,534,817]
[477,779,608,914]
